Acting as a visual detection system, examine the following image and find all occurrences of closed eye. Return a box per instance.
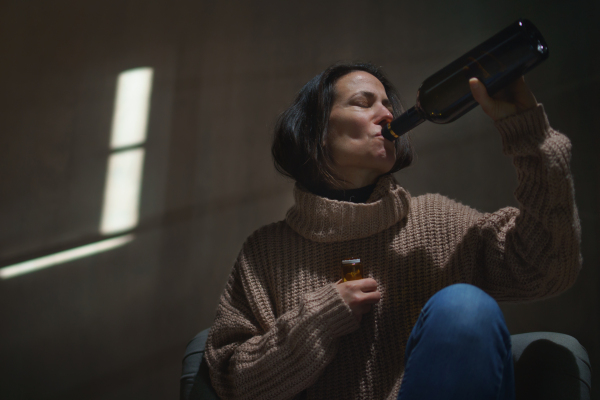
[354,100,370,108]
[350,91,391,111]
[350,92,374,108]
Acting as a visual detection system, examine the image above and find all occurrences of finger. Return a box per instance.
[512,75,526,91]
[358,290,381,304]
[357,278,378,292]
[365,294,381,305]
[512,76,537,108]
[492,77,521,102]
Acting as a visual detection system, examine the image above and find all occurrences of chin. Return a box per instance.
[372,159,396,176]
[375,150,396,169]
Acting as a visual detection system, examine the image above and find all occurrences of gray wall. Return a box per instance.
[1,0,598,398]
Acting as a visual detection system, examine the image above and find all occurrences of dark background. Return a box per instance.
[1,0,598,398]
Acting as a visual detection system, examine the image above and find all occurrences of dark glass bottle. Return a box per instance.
[382,19,549,141]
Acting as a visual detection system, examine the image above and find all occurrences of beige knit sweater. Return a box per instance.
[205,105,581,400]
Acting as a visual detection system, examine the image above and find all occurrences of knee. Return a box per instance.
[424,284,507,338]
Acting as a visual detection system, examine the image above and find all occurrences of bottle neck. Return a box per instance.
[381,106,425,141]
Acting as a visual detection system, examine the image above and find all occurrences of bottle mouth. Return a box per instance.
[382,106,425,141]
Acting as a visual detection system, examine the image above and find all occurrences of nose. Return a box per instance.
[376,104,394,126]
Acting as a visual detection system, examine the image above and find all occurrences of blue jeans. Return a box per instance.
[397,284,515,400]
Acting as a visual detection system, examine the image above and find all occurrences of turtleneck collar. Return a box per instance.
[309,183,377,204]
[285,175,411,243]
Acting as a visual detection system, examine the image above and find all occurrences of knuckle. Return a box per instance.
[348,292,365,308]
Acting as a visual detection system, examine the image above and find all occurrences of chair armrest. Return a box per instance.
[181,329,220,400]
[512,332,591,400]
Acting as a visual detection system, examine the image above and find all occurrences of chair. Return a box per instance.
[181,329,591,400]
[181,329,220,400]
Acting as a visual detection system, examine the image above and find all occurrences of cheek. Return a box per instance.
[327,135,351,164]
[326,135,362,167]
[329,114,370,139]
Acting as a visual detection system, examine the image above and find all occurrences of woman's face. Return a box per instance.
[326,71,396,188]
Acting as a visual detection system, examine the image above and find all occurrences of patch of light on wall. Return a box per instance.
[109,67,154,149]
[1,68,154,279]
[0,234,134,280]
[100,67,153,235]
[100,148,145,235]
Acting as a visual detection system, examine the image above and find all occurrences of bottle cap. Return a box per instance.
[342,259,361,264]
[382,106,424,141]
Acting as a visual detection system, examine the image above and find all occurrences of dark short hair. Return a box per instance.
[271,62,413,191]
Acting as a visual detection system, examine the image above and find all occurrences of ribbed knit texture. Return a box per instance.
[205,105,581,400]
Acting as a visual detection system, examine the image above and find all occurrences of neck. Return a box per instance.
[311,182,377,203]
[330,168,381,189]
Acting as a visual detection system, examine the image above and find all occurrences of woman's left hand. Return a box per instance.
[469,76,538,122]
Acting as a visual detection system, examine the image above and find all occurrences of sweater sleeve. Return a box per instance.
[456,104,582,300]
[204,249,359,400]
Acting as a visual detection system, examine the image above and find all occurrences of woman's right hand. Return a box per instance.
[335,278,381,322]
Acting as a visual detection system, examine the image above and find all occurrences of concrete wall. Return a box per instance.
[1,0,598,398]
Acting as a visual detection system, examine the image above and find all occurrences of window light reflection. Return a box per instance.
[109,67,154,149]
[100,66,153,235]
[0,234,134,279]
[100,148,145,235]
[2,67,154,279]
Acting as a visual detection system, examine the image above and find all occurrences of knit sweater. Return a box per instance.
[205,105,581,400]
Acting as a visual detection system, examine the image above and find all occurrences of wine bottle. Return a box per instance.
[382,19,549,141]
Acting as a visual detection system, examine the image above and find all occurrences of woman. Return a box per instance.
[204,62,581,399]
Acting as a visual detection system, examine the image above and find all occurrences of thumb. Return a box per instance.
[469,78,493,109]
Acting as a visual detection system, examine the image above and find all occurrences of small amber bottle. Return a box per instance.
[342,258,363,282]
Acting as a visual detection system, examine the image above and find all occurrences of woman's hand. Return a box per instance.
[335,278,381,322]
[469,76,538,122]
